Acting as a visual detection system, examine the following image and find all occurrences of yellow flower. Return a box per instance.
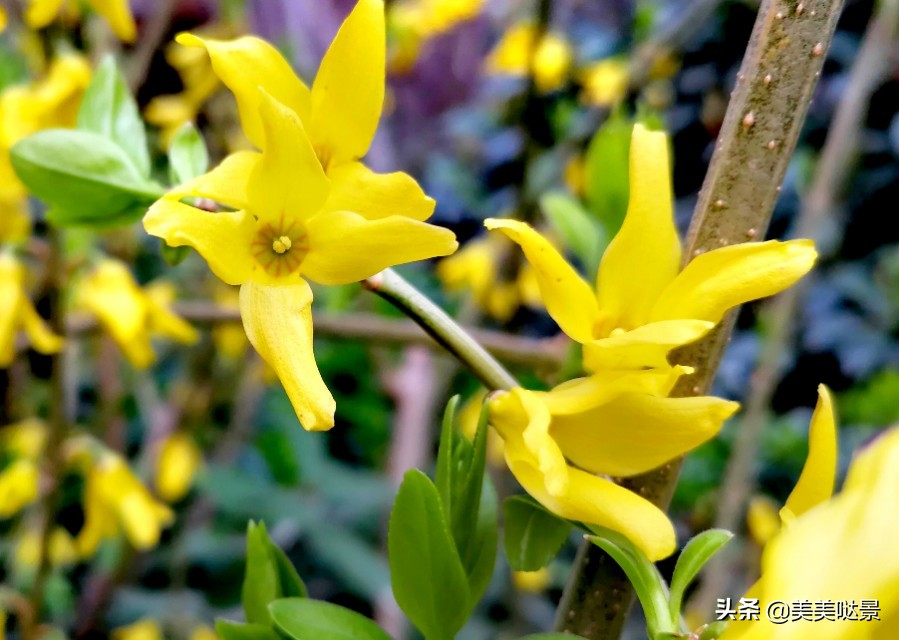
[487,124,818,372]
[14,527,78,568]
[486,24,573,92]
[388,0,484,71]
[112,619,163,640]
[513,567,551,592]
[0,6,7,31]
[145,40,221,146]
[144,0,457,431]
[0,54,92,242]
[211,284,249,361]
[489,367,739,560]
[746,496,781,547]
[436,234,542,322]
[721,425,899,640]
[189,626,218,640]
[579,58,630,107]
[0,418,48,460]
[0,253,64,367]
[155,432,202,503]
[76,451,174,555]
[78,259,199,369]
[25,0,136,42]
[0,459,39,518]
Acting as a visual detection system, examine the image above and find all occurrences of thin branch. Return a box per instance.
[554,0,844,634]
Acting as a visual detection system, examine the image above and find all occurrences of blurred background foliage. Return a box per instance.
[0,0,897,638]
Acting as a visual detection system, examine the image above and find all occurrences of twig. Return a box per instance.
[554,0,844,634]
[126,0,177,92]
[690,0,899,615]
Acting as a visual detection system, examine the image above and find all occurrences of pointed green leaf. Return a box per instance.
[270,540,307,599]
[269,599,393,640]
[215,621,281,640]
[77,55,150,177]
[668,529,734,622]
[540,191,606,275]
[503,496,571,571]
[169,122,209,184]
[435,395,460,524]
[452,401,489,560]
[242,521,280,624]
[463,476,498,608]
[388,470,470,640]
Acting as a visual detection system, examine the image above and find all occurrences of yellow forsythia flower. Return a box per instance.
[112,619,163,640]
[0,254,64,367]
[746,496,781,547]
[76,451,174,555]
[486,24,573,92]
[78,259,198,369]
[487,124,818,372]
[25,0,136,42]
[0,418,48,460]
[579,58,630,107]
[721,424,899,640]
[144,0,457,432]
[0,54,92,242]
[513,568,551,592]
[489,367,737,561]
[388,0,484,71]
[189,626,218,640]
[0,459,39,518]
[14,527,78,568]
[155,432,203,503]
[211,284,249,361]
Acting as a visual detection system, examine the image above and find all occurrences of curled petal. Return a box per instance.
[551,393,739,477]
[24,0,66,29]
[19,300,64,355]
[176,34,311,149]
[596,124,681,330]
[303,210,457,286]
[239,281,335,431]
[651,239,818,324]
[325,162,435,221]
[144,199,256,286]
[582,319,714,371]
[485,218,599,343]
[310,0,385,166]
[169,151,259,211]
[88,0,137,42]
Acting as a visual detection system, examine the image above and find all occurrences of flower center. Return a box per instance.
[251,217,309,278]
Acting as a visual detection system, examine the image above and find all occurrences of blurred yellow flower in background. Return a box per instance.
[155,432,203,503]
[78,259,199,369]
[188,626,218,640]
[746,495,780,547]
[25,0,136,42]
[486,23,573,92]
[579,58,630,107]
[0,253,64,367]
[112,619,163,640]
[388,0,484,72]
[0,418,47,460]
[513,568,551,592]
[76,450,174,555]
[145,0,457,432]
[14,527,78,569]
[0,459,39,518]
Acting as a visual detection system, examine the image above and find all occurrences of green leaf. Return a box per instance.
[540,190,606,275]
[587,530,676,637]
[215,621,281,640]
[269,598,393,640]
[463,476,498,608]
[584,109,632,239]
[10,129,163,228]
[242,521,282,625]
[271,541,308,599]
[388,470,470,640]
[169,122,209,184]
[435,395,460,524]
[160,242,192,266]
[77,55,150,177]
[668,529,733,622]
[503,496,571,571]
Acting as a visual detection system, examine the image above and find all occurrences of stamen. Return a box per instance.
[272,236,292,254]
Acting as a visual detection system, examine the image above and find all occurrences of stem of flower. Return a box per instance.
[363,269,519,392]
[553,0,845,634]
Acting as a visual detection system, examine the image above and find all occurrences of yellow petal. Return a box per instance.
[24,0,66,29]
[0,459,39,518]
[310,0,386,167]
[249,89,329,222]
[144,199,256,286]
[324,161,435,220]
[144,282,200,345]
[542,366,691,415]
[0,6,7,31]
[20,298,65,355]
[88,0,137,42]
[485,218,599,343]
[582,319,714,371]
[746,495,781,546]
[651,240,818,324]
[169,150,259,211]
[113,620,163,640]
[303,210,457,286]
[781,385,837,521]
[176,34,311,149]
[551,393,739,477]
[155,432,202,502]
[239,281,335,431]
[596,124,681,331]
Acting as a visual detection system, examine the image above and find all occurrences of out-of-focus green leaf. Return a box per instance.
[269,598,393,640]
[306,524,390,600]
[77,55,150,177]
[10,129,163,228]
[669,529,733,621]
[215,621,281,640]
[584,110,632,239]
[389,470,470,640]
[169,122,209,184]
[540,190,606,275]
[503,495,571,571]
